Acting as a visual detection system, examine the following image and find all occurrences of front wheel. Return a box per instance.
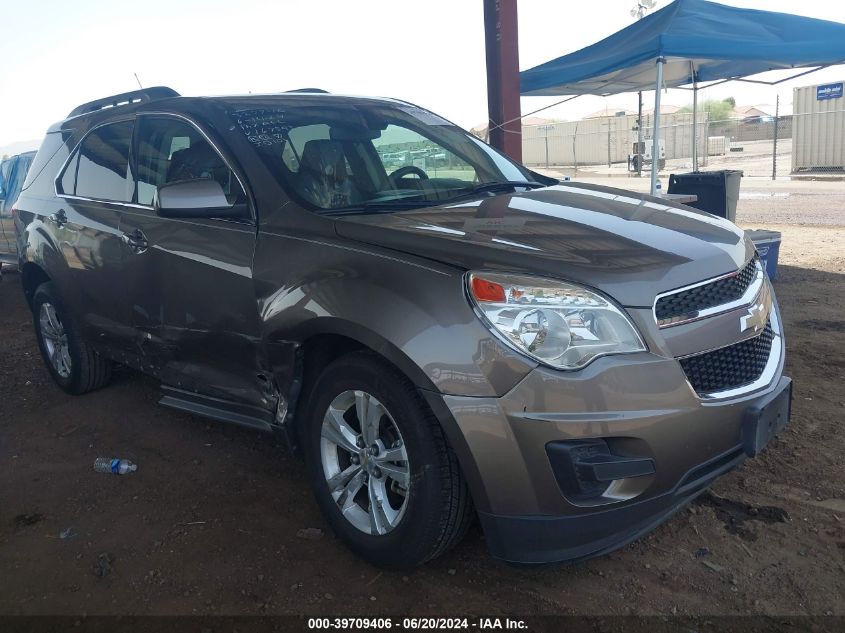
[302,352,473,569]
[32,282,112,395]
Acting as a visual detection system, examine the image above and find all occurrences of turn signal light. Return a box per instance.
[470,276,506,303]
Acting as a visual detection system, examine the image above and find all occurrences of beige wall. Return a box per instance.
[521,113,709,167]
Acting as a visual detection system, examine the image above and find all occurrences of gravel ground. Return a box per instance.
[0,219,844,619]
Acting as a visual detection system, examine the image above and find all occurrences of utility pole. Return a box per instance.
[630,2,656,177]
[483,0,522,162]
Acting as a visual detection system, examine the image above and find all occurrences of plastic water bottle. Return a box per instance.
[655,179,663,193]
[93,457,137,475]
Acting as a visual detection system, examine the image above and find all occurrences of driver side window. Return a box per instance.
[134,116,245,207]
[373,124,477,182]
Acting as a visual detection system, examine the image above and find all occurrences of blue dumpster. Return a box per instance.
[745,229,781,280]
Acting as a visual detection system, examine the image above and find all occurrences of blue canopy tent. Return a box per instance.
[520,0,845,194]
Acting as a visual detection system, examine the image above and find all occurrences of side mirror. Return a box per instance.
[154,179,247,219]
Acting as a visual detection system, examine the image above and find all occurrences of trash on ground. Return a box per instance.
[94,553,114,578]
[296,527,324,540]
[13,513,44,527]
[93,458,137,475]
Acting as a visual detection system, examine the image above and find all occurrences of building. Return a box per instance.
[792,80,845,172]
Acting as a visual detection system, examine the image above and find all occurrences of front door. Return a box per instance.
[118,114,266,408]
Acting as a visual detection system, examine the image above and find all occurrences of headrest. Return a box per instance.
[167,141,222,181]
[300,139,346,176]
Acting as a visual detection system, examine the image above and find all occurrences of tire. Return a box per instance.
[301,351,473,569]
[32,281,112,395]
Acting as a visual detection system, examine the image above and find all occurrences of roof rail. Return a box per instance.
[67,86,180,118]
[284,88,330,94]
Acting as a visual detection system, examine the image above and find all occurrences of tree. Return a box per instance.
[678,98,736,123]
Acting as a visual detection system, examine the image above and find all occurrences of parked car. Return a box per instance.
[15,87,791,568]
[0,150,36,268]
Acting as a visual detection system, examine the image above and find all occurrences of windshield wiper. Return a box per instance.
[472,180,546,192]
[449,180,546,199]
[320,181,546,216]
[319,199,432,216]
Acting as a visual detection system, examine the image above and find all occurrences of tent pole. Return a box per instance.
[650,58,665,196]
[637,92,643,177]
[692,83,699,171]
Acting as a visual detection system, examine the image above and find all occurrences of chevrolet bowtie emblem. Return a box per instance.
[740,302,767,334]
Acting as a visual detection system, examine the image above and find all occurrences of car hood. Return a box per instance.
[333,182,753,307]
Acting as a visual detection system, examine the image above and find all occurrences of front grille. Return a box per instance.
[656,258,758,325]
[679,321,774,395]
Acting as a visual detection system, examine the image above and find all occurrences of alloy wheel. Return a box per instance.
[320,390,410,535]
[39,302,72,378]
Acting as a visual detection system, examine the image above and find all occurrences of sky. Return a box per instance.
[2,0,845,151]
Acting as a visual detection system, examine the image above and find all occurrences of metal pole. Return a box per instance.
[772,95,780,180]
[692,84,699,171]
[637,91,643,177]
[483,0,522,162]
[650,58,665,196]
[545,128,549,168]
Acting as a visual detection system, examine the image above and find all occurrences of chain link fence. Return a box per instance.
[515,108,844,178]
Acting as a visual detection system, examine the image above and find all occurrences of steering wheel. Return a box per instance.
[390,165,429,185]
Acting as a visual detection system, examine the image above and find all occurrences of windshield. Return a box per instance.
[228,101,550,213]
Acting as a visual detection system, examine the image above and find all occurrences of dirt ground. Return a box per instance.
[1,217,844,619]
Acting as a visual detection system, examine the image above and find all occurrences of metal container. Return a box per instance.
[792,81,845,172]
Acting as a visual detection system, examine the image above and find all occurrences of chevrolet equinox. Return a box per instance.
[13,87,792,568]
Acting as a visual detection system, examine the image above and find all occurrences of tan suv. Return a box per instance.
[15,87,791,568]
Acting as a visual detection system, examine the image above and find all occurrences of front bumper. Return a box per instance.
[478,441,745,565]
[424,347,791,565]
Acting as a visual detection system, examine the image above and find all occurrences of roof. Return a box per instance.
[643,104,680,115]
[51,89,425,134]
[520,0,845,97]
[584,107,635,119]
[470,116,558,134]
[732,105,773,117]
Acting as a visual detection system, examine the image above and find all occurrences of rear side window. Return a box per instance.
[59,121,133,202]
[22,132,67,192]
[18,132,73,199]
[60,153,79,196]
[134,116,245,206]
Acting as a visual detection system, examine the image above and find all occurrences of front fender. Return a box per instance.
[254,231,535,397]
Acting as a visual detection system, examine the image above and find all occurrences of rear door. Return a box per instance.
[118,113,266,408]
[54,120,134,355]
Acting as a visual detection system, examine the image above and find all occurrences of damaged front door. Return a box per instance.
[118,114,271,412]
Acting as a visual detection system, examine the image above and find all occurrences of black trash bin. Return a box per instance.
[667,170,743,222]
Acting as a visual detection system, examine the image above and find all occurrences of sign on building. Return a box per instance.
[816,82,843,100]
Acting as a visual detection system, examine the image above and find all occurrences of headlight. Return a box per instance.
[467,272,646,369]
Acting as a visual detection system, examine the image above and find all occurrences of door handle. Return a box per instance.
[49,209,68,227]
[122,228,149,253]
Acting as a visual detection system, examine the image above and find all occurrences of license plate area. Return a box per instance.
[741,377,792,457]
